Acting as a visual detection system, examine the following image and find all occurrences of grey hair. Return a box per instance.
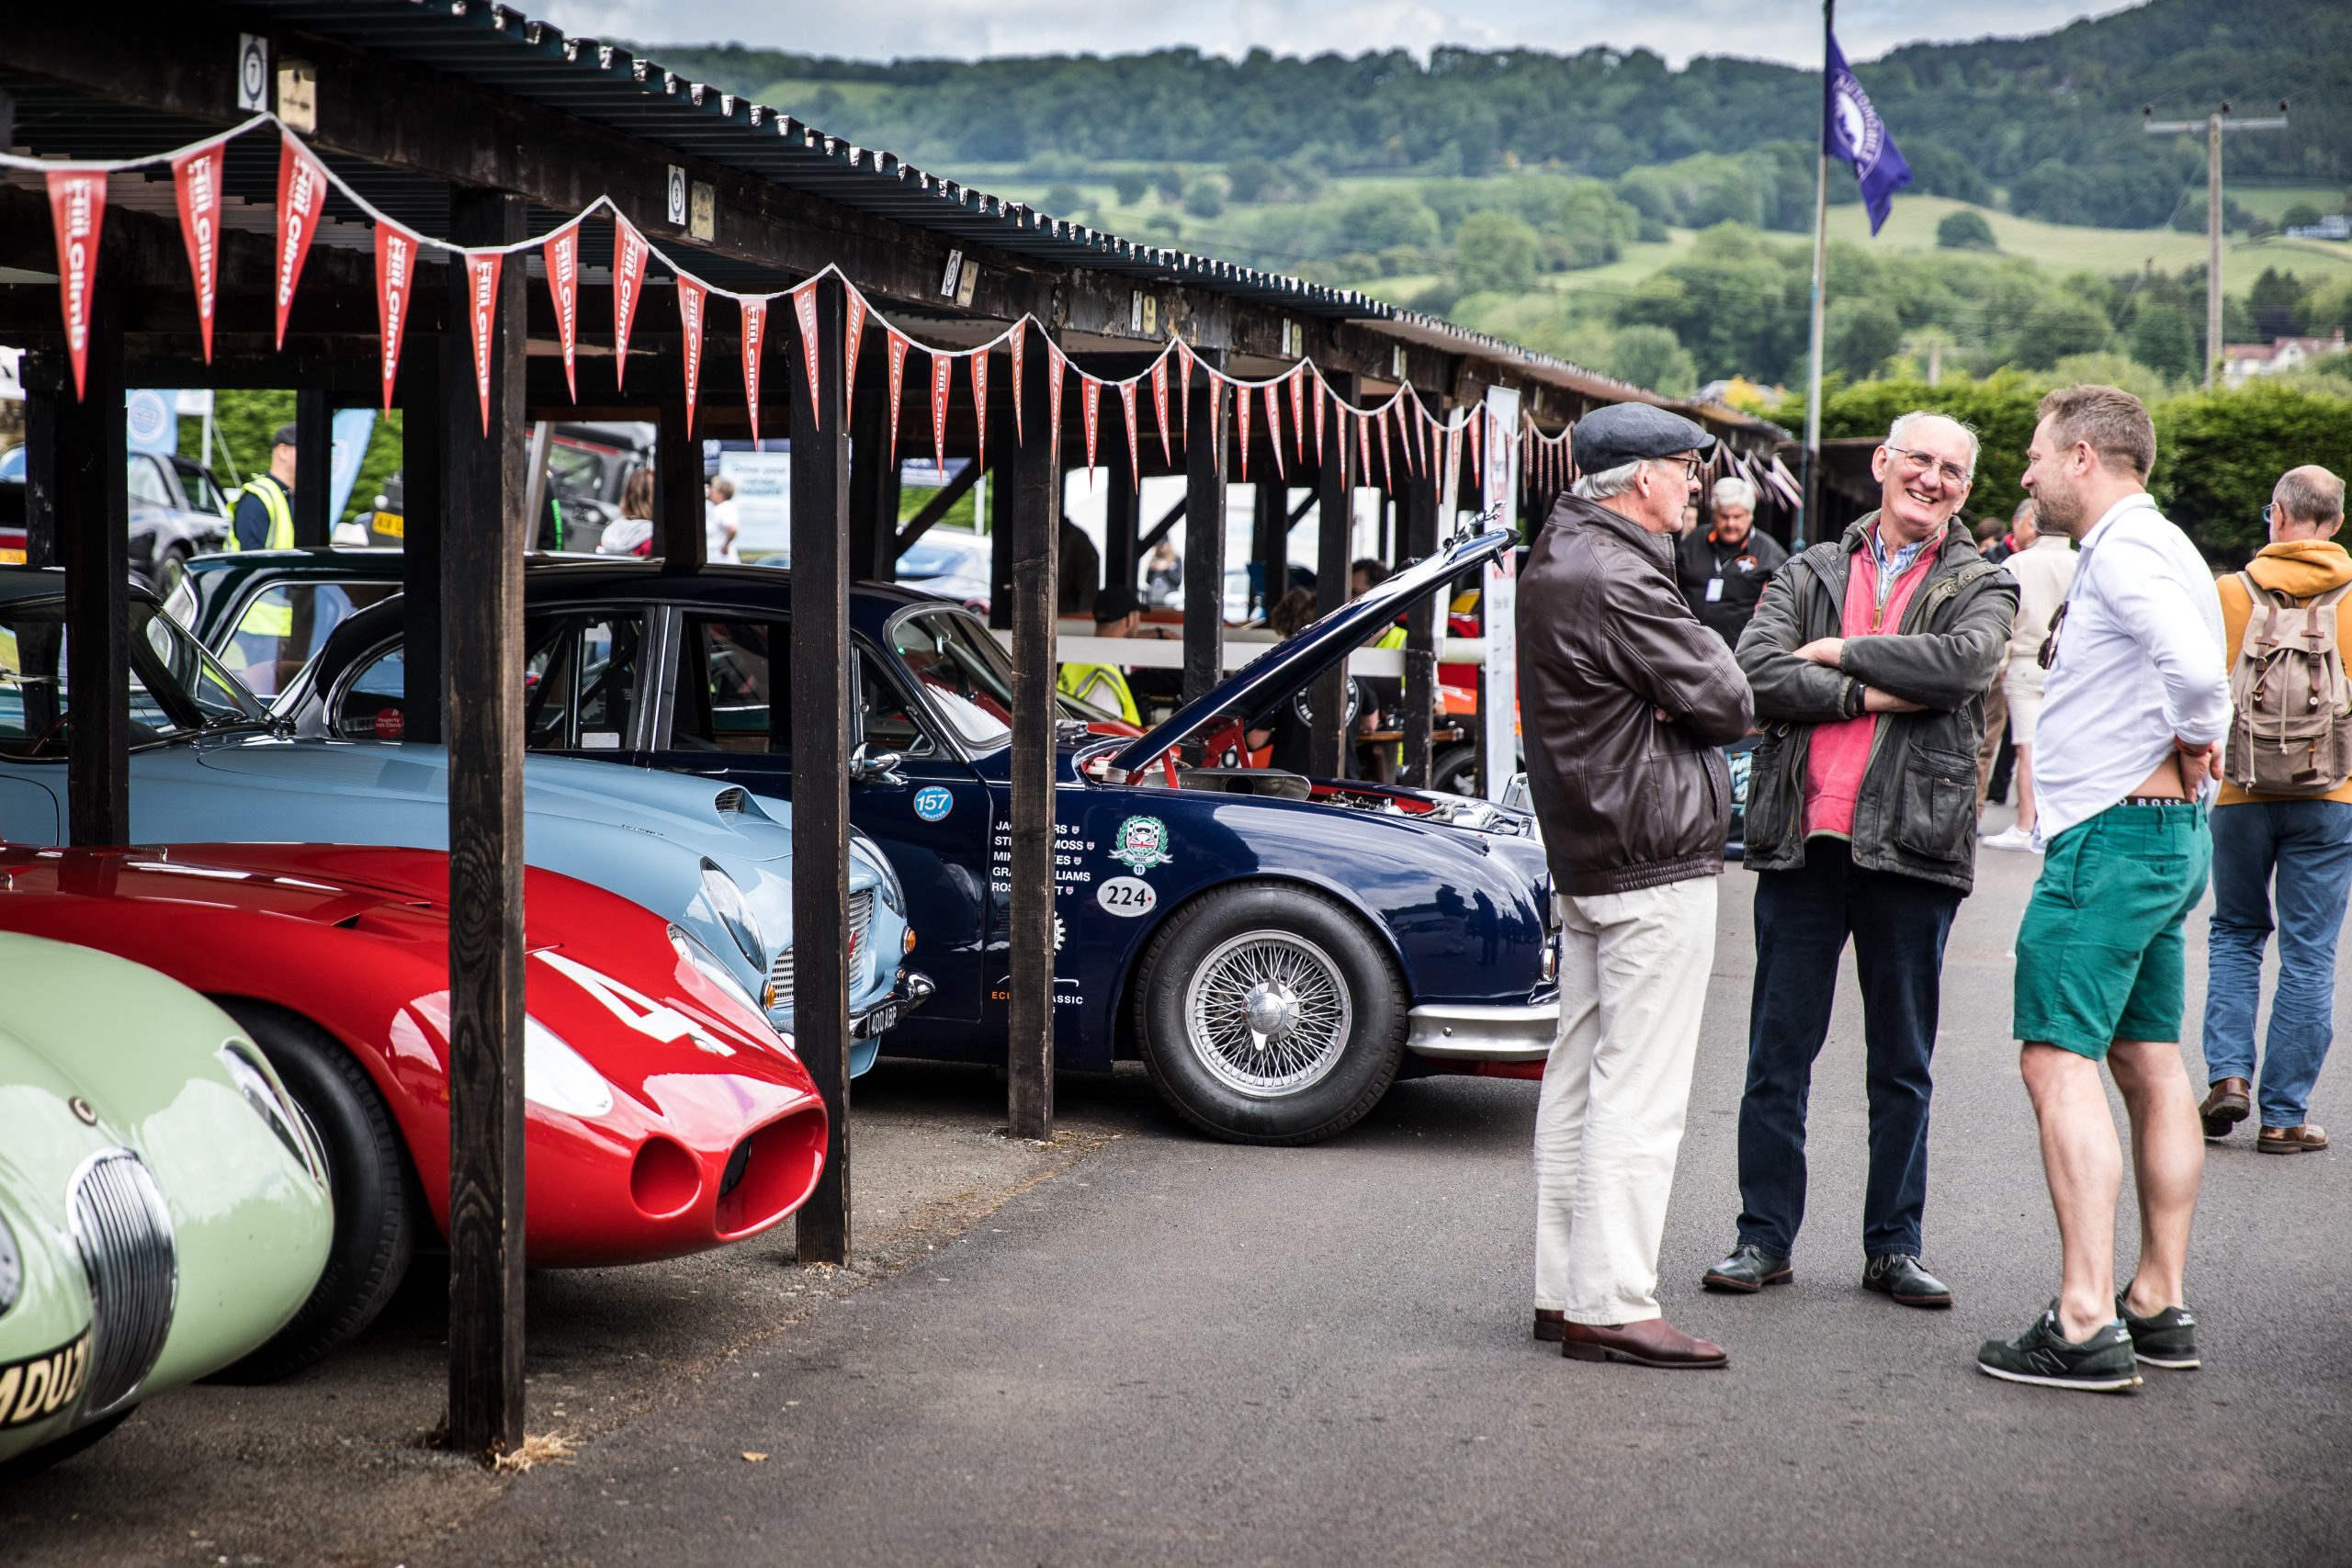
[1886,411,1980,479]
[1713,476,1757,511]
[1571,459,1646,501]
[2277,465,2346,525]
[2010,496,2037,525]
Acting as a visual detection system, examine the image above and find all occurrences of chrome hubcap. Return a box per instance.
[1182,931,1353,1098]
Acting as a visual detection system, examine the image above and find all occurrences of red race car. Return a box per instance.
[0,840,827,1379]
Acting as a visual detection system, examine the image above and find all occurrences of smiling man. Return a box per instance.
[1707,411,2016,1314]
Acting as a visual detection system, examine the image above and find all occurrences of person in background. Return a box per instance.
[1985,384,2227,1393]
[1246,587,1363,773]
[1974,499,2035,816]
[1350,558,1392,599]
[1976,513,2016,566]
[1677,476,1788,647]
[1350,557,1405,781]
[1982,500,2075,852]
[1144,539,1182,604]
[229,423,299,553]
[1057,585,1144,726]
[1519,403,1753,1371]
[705,475,742,564]
[1712,411,2015,1315]
[1679,498,1702,538]
[2200,464,2352,1157]
[597,467,657,558]
[1057,517,1100,616]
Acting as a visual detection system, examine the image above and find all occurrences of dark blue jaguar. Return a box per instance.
[259,531,1560,1145]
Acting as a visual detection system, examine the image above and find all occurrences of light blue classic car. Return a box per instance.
[0,571,920,1070]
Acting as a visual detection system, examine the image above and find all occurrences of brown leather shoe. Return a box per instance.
[2199,1078,2252,1140]
[1533,1309,1566,1343]
[2257,1122,2329,1154]
[1560,1316,1727,1369]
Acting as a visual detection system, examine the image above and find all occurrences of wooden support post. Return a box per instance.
[1400,459,1440,789]
[847,366,899,581]
[1006,322,1058,1143]
[293,387,332,546]
[19,352,60,570]
[1182,351,1227,705]
[1310,374,1356,779]
[440,188,528,1462]
[401,325,445,746]
[790,276,855,1264]
[1252,478,1286,618]
[1104,432,1138,600]
[60,289,129,846]
[655,383,706,573]
[988,456,1015,631]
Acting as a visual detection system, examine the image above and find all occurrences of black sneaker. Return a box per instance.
[1976,1303,2143,1393]
[2118,1293,2200,1371]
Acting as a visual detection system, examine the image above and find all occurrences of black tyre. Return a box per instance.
[1430,742,1479,797]
[1134,882,1407,1145]
[156,543,193,596]
[209,1000,415,1382]
[0,1411,133,1483]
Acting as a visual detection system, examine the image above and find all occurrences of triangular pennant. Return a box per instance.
[1120,379,1140,492]
[1469,409,1483,479]
[1266,382,1286,483]
[842,288,867,432]
[544,221,582,402]
[970,349,989,479]
[886,331,909,468]
[612,212,650,389]
[273,135,328,350]
[463,250,503,436]
[1008,322,1026,446]
[1236,382,1251,483]
[1207,373,1223,477]
[741,295,768,447]
[1181,343,1194,448]
[1445,423,1463,505]
[675,272,709,438]
[1378,405,1394,492]
[170,145,222,364]
[794,283,822,430]
[372,220,422,413]
[1313,380,1328,468]
[46,170,106,400]
[930,349,954,473]
[1046,344,1067,467]
[1290,367,1306,467]
[1151,355,1172,468]
[1417,404,1430,477]
[1080,374,1101,489]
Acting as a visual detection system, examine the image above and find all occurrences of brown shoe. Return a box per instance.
[2257,1122,2329,1154]
[1560,1316,1727,1369]
[2199,1078,2252,1140]
[1533,1309,1566,1343]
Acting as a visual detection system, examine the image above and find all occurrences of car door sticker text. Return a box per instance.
[989,823,1094,899]
[1096,876,1158,918]
[913,785,954,821]
[1109,815,1173,874]
[0,1329,91,1428]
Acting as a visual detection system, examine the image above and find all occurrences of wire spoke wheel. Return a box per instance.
[1181,930,1354,1098]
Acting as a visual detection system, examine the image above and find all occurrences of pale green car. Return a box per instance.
[0,935,333,1474]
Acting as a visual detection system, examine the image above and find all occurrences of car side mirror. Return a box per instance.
[850,743,905,787]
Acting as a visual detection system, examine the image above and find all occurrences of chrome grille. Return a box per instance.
[769,947,794,1016]
[69,1150,177,1417]
[765,889,876,1016]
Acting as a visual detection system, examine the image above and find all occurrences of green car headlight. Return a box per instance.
[0,1211,18,1318]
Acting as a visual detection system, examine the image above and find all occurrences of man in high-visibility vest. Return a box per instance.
[1057,585,1144,726]
[225,423,300,682]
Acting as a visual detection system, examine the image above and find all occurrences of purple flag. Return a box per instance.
[1825,30,1911,236]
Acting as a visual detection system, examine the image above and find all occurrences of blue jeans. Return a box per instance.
[2200,800,2352,1128]
[1738,840,1960,1259]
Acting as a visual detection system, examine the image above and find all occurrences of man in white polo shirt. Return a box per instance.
[1978,385,2231,1393]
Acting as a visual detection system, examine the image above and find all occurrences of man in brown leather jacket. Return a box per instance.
[1517,403,1755,1371]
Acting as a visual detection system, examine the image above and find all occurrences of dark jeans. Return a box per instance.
[1738,839,1961,1259]
[2200,799,2352,1128]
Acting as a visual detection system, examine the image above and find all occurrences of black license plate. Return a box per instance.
[859,1003,899,1038]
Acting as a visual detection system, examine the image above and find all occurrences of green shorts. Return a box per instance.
[2013,802,2211,1060]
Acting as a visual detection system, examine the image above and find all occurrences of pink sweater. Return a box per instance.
[1803,527,1945,840]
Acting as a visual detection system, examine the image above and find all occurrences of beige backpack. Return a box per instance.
[2226,573,2352,795]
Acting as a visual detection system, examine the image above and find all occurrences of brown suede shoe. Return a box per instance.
[1533,1309,1566,1343]
[1560,1317,1727,1369]
[2257,1122,2329,1154]
[2199,1077,2252,1140]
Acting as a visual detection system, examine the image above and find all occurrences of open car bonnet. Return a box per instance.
[1106,526,1514,778]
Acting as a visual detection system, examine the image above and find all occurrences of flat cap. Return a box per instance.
[1572,403,1714,477]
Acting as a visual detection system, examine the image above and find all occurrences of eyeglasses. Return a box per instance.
[1885,445,1973,489]
[1652,455,1703,480]
[2037,600,2068,671]
[2263,502,2278,526]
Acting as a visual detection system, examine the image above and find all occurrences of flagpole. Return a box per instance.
[1800,0,1832,547]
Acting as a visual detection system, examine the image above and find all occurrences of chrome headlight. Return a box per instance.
[670,924,775,1018]
[524,1017,616,1118]
[853,828,905,914]
[217,1043,326,1185]
[0,1211,18,1318]
[698,859,766,969]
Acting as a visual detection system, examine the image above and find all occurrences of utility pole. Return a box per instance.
[2144,101,2289,389]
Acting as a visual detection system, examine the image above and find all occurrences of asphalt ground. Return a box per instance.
[413,807,2352,1568]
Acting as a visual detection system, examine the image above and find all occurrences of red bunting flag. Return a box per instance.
[1046,344,1067,466]
[842,288,868,430]
[675,272,709,437]
[1469,409,1483,479]
[1378,405,1394,491]
[373,220,421,413]
[544,221,582,401]
[1151,355,1172,467]
[1207,373,1223,475]
[929,350,953,472]
[1313,382,1328,468]
[1357,411,1373,491]
[1417,404,1430,476]
[741,295,768,446]
[794,283,822,430]
[970,349,989,479]
[46,171,106,400]
[886,331,909,468]
[1119,379,1140,490]
[1266,382,1286,483]
[1290,367,1306,467]
[170,145,223,364]
[612,212,650,389]
[273,135,328,350]
[1080,374,1101,488]
[1008,323,1026,446]
[1180,343,1194,447]
[1236,382,1252,482]
[462,250,503,435]
[1445,423,1462,503]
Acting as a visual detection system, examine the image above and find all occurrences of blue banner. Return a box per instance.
[1824,31,1912,236]
[328,408,376,524]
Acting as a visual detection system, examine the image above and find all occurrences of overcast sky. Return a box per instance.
[534,0,2109,70]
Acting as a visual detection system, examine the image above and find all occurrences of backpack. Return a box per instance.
[2225,573,2352,796]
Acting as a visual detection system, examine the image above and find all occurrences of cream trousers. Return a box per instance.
[1533,874,1718,1325]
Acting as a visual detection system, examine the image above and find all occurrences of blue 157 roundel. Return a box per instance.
[913,785,955,822]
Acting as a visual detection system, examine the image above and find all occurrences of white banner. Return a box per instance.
[1480,387,1521,801]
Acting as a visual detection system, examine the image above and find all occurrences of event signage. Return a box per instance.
[272,134,326,349]
[929,350,952,472]
[969,350,989,475]
[463,249,502,434]
[793,283,822,428]
[1479,385,1522,804]
[611,212,650,388]
[374,220,420,412]
[1080,373,1100,485]
[45,170,105,399]
[740,295,767,445]
[545,221,582,400]
[842,289,867,430]
[170,145,223,363]
[1119,380,1138,484]
[1313,380,1327,465]
[1152,357,1171,466]
[885,331,909,468]
[1290,367,1306,466]
[1045,343,1066,468]
[1179,342,1193,445]
[1008,321,1026,445]
[1235,382,1251,481]
[675,272,708,435]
